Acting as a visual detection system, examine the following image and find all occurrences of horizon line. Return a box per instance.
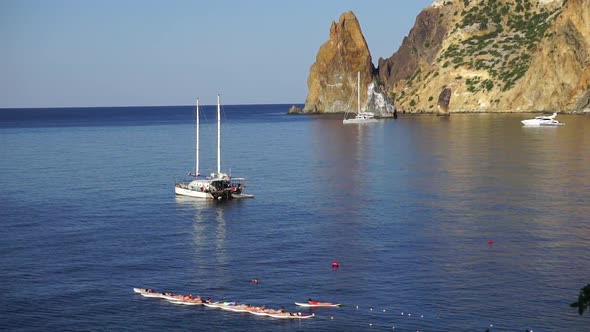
[0,102,305,110]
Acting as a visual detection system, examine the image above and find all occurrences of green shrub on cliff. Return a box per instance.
[438,0,562,93]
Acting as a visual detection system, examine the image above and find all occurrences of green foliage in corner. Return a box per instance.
[571,284,590,316]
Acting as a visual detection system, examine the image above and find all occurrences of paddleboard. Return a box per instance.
[247,310,270,316]
[223,306,250,313]
[219,305,242,312]
[295,302,341,307]
[267,313,315,319]
[161,294,184,301]
[133,288,167,299]
[167,299,204,305]
[204,301,236,308]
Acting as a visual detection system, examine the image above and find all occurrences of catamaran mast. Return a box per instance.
[357,71,360,113]
[217,94,221,174]
[196,98,200,177]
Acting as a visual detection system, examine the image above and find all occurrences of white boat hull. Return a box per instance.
[521,120,564,126]
[175,186,254,200]
[174,186,213,199]
[343,118,378,124]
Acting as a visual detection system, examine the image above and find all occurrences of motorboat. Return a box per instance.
[521,112,565,126]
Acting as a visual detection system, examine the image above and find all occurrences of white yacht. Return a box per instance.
[343,72,378,124]
[175,95,254,200]
[521,112,565,126]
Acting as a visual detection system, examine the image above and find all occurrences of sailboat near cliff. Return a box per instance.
[343,72,378,124]
[175,95,254,200]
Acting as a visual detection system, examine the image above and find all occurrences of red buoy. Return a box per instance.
[331,261,340,268]
[488,240,494,245]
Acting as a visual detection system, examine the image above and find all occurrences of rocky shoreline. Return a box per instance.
[289,105,590,115]
[299,0,589,115]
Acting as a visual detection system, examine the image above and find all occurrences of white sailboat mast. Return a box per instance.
[357,71,361,113]
[196,98,200,176]
[217,94,221,174]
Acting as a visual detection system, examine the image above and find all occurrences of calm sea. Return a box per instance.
[1,105,589,331]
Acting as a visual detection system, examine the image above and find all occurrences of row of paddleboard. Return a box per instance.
[204,301,315,319]
[133,288,316,319]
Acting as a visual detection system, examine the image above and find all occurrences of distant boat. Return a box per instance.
[175,95,254,200]
[521,112,565,126]
[343,72,378,124]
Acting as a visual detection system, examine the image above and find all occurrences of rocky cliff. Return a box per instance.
[378,0,590,113]
[300,12,395,116]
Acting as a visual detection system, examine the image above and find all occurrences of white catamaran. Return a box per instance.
[175,95,254,200]
[343,72,378,124]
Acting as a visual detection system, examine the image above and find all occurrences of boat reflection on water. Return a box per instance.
[174,194,217,208]
[174,196,228,270]
[311,115,381,206]
[309,115,384,269]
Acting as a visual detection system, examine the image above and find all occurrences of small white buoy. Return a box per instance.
[369,323,373,326]
[356,305,359,309]
[383,309,386,312]
[421,315,423,318]
[408,313,412,317]
[370,307,373,311]
[401,312,404,315]
[331,316,334,320]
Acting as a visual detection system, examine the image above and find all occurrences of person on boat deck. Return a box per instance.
[308,298,317,304]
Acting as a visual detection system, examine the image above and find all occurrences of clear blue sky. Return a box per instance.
[1,0,433,108]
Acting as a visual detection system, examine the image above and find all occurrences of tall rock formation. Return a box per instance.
[301,11,395,116]
[378,0,590,113]
[378,3,449,88]
[437,87,452,115]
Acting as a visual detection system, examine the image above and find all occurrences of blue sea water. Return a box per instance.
[1,105,589,331]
